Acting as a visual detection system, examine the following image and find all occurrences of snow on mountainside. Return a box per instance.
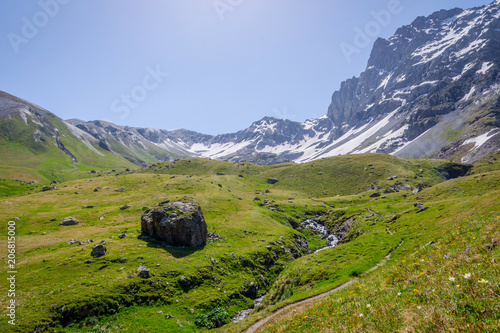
[2,1,500,166]
[142,0,499,164]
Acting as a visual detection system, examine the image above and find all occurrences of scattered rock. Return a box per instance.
[83,205,97,208]
[179,275,191,287]
[69,239,79,245]
[165,314,174,319]
[113,258,128,263]
[412,184,424,195]
[50,218,57,221]
[265,189,270,193]
[266,178,279,185]
[42,186,56,192]
[208,232,223,241]
[141,200,208,247]
[414,202,428,213]
[100,240,107,245]
[392,182,413,191]
[138,265,150,278]
[79,240,94,245]
[119,233,127,239]
[115,188,126,192]
[86,259,92,264]
[216,172,226,176]
[120,205,130,210]
[369,192,381,198]
[60,216,78,226]
[91,244,107,258]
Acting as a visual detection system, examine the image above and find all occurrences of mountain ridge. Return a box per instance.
[1,1,500,171]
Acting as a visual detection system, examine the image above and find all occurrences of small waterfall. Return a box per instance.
[231,296,264,323]
[302,219,339,253]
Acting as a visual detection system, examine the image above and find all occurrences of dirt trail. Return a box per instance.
[242,241,403,333]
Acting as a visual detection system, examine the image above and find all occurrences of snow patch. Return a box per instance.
[476,62,494,75]
[460,86,477,102]
[462,129,496,149]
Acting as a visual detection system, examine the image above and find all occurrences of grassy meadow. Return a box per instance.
[0,154,498,332]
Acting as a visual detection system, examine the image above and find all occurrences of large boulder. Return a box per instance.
[60,216,78,226]
[141,200,207,247]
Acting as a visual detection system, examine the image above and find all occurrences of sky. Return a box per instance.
[0,0,493,135]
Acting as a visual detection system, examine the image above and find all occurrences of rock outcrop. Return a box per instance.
[141,200,207,247]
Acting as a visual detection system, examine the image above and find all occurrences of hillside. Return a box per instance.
[0,153,498,332]
[0,90,179,183]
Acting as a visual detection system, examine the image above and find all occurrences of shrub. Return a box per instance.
[194,307,230,328]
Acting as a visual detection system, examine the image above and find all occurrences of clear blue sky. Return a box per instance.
[0,0,492,135]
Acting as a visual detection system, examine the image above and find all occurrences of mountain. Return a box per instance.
[0,91,179,181]
[2,1,500,173]
[81,0,500,164]
[137,0,499,164]
[173,0,499,164]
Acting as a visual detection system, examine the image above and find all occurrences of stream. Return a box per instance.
[231,296,264,323]
[302,219,339,253]
[230,219,339,323]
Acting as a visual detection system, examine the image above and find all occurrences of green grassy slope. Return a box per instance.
[0,154,497,332]
[0,110,136,183]
[218,162,500,332]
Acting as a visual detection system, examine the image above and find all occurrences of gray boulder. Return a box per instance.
[138,265,150,278]
[91,244,107,257]
[414,202,428,213]
[266,178,279,184]
[141,200,207,247]
[60,216,78,226]
[412,184,424,195]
